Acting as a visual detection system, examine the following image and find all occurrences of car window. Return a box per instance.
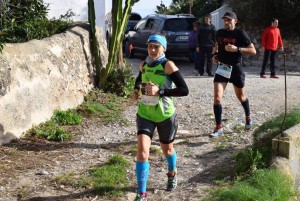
[145,19,155,30]
[163,18,195,32]
[153,19,162,30]
[135,19,147,30]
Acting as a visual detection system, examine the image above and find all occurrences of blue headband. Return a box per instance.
[146,34,167,50]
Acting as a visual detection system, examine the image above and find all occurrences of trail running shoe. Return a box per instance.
[166,172,177,191]
[134,192,147,201]
[260,75,267,78]
[209,128,224,138]
[270,75,279,78]
[245,119,253,130]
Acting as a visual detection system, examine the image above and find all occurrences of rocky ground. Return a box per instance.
[0,55,299,201]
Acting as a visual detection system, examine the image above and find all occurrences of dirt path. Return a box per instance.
[0,58,300,201]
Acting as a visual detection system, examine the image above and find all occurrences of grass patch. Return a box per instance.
[232,123,245,133]
[52,109,82,125]
[83,102,107,114]
[78,89,131,125]
[83,154,130,197]
[234,148,267,175]
[183,149,194,157]
[53,155,131,198]
[254,109,300,140]
[29,121,74,141]
[53,172,78,187]
[204,108,300,200]
[206,169,295,201]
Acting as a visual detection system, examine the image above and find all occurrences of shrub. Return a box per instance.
[0,0,73,45]
[104,63,135,98]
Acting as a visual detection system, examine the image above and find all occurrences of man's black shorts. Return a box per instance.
[213,65,245,88]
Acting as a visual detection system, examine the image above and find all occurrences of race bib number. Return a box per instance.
[215,64,232,79]
[140,95,159,106]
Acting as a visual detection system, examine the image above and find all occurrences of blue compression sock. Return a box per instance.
[136,161,149,193]
[165,149,177,172]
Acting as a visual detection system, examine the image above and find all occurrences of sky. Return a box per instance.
[104,0,173,18]
[131,0,173,17]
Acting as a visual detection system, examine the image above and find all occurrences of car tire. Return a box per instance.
[125,40,134,58]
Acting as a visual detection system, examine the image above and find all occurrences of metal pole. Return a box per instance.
[281,53,287,136]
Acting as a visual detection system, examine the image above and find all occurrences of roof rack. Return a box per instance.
[145,13,195,18]
[176,13,195,17]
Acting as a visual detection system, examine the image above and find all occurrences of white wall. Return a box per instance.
[44,0,106,31]
[211,5,232,30]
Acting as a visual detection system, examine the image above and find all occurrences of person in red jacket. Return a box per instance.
[260,18,284,78]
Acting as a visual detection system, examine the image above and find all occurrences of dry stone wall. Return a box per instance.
[0,23,108,145]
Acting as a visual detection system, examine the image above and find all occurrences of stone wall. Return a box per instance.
[272,124,300,197]
[0,23,108,145]
[243,27,300,71]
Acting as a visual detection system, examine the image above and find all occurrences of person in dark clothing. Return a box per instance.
[210,11,256,138]
[188,21,200,75]
[196,14,216,76]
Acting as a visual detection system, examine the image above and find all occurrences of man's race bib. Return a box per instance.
[140,95,159,106]
[215,64,232,79]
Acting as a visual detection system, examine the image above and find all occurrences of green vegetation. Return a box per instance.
[29,121,74,141]
[54,172,78,187]
[206,169,294,201]
[79,89,131,124]
[0,0,73,46]
[254,109,300,140]
[53,155,131,198]
[27,89,132,141]
[52,109,82,125]
[82,155,130,197]
[225,0,300,38]
[99,0,137,89]
[156,0,299,38]
[205,109,300,200]
[88,0,101,86]
[104,63,135,98]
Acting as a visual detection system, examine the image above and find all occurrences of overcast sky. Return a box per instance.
[132,0,173,17]
[106,0,172,17]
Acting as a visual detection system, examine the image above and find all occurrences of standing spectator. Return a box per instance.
[260,18,284,78]
[196,13,216,76]
[131,33,189,201]
[188,21,200,75]
[210,11,256,138]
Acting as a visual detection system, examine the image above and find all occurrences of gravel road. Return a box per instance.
[0,55,299,201]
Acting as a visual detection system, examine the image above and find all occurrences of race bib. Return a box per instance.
[215,64,232,79]
[140,95,159,106]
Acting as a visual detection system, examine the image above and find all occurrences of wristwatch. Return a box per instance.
[237,47,241,53]
[159,89,165,96]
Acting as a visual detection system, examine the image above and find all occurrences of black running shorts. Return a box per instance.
[136,113,178,144]
[213,65,245,88]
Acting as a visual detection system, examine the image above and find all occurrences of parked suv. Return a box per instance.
[105,12,142,48]
[124,14,196,59]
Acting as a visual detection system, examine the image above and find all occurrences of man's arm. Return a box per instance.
[278,29,284,51]
[239,43,256,56]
